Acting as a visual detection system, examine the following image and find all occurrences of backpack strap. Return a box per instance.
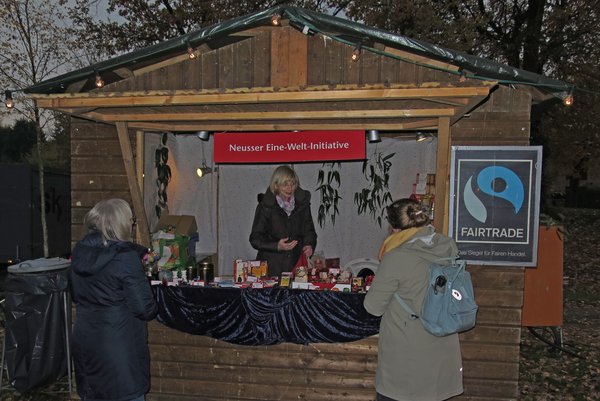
[394,293,419,319]
[392,256,463,319]
[433,256,465,282]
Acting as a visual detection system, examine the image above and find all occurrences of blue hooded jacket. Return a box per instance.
[71,231,157,401]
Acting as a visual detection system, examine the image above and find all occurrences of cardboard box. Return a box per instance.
[280,272,292,287]
[156,235,190,270]
[234,259,249,283]
[325,257,340,269]
[152,215,196,271]
[332,283,351,292]
[251,260,268,277]
[291,281,310,290]
[156,214,197,235]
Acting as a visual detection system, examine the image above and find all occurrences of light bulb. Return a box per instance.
[563,94,574,106]
[187,43,197,59]
[95,72,104,88]
[5,90,14,109]
[271,14,281,26]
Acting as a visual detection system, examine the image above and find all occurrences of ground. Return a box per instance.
[519,208,600,400]
[0,207,598,400]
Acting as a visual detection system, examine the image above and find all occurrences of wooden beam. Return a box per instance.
[434,116,451,235]
[450,94,491,125]
[95,108,456,122]
[116,121,151,247]
[122,121,440,131]
[425,97,470,107]
[65,79,88,94]
[31,86,492,108]
[135,130,146,242]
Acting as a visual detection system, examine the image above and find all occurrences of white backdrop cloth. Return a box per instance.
[144,134,437,275]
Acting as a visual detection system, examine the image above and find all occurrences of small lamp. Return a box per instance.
[95,71,104,88]
[271,14,282,26]
[187,41,197,59]
[196,130,210,140]
[196,161,213,178]
[416,132,429,142]
[367,129,380,142]
[196,166,212,178]
[351,44,362,62]
[563,92,574,106]
[4,90,14,109]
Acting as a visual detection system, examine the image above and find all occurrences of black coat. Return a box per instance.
[70,231,157,401]
[249,186,317,277]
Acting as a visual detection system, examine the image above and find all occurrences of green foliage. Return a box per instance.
[0,119,36,162]
[155,133,171,218]
[316,162,342,228]
[22,113,71,170]
[354,151,395,227]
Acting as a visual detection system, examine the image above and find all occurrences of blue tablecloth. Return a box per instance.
[152,285,380,345]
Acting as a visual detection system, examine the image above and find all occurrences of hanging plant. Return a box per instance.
[155,133,171,218]
[354,151,395,227]
[316,162,342,228]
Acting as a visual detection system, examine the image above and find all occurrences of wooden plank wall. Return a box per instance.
[70,119,136,246]
[451,85,532,400]
[102,27,461,93]
[147,321,378,401]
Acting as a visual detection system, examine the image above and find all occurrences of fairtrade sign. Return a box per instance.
[448,146,542,266]
[213,131,365,163]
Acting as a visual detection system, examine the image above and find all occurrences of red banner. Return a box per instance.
[213,131,365,163]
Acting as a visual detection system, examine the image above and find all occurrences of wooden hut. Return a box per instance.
[25,5,571,401]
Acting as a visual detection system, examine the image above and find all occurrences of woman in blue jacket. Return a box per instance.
[71,199,157,401]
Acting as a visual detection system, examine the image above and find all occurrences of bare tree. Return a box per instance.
[0,0,76,257]
[68,0,342,55]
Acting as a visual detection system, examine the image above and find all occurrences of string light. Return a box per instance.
[563,93,574,106]
[187,41,197,59]
[271,14,282,26]
[95,71,104,88]
[4,90,14,109]
[283,17,581,100]
[351,44,362,62]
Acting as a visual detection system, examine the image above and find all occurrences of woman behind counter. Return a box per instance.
[250,165,317,277]
[364,198,463,401]
[71,199,157,401]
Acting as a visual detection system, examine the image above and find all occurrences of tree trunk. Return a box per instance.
[523,0,547,73]
[35,106,49,257]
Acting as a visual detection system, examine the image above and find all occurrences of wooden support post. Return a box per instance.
[116,121,150,247]
[135,130,146,242]
[434,117,451,235]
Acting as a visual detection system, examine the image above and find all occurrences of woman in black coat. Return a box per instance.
[250,165,317,277]
[71,199,157,401]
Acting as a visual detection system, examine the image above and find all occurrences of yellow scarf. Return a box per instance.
[378,227,421,260]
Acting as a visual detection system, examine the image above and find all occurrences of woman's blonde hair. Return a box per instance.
[84,198,133,244]
[386,198,430,230]
[269,165,299,195]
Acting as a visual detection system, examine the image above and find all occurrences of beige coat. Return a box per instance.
[364,226,463,401]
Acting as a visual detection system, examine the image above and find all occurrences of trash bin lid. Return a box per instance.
[8,257,71,273]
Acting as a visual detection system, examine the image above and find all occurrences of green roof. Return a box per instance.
[25,4,572,101]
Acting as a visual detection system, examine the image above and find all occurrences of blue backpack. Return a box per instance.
[394,258,478,336]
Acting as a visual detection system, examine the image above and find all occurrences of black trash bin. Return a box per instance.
[1,257,72,394]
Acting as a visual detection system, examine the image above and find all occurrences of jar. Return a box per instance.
[198,261,214,283]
